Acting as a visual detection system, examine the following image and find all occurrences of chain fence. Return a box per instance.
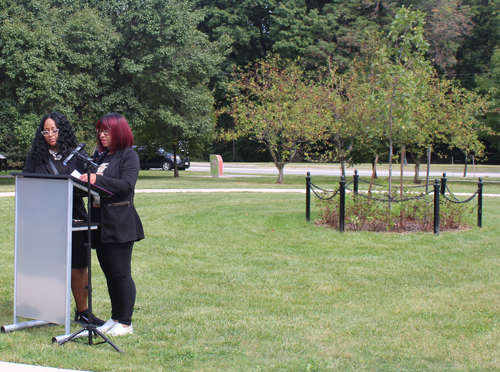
[305,171,484,234]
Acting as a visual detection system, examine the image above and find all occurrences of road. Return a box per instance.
[187,163,500,179]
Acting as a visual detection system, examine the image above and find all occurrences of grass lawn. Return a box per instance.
[0,167,499,371]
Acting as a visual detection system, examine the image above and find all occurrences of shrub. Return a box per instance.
[316,189,474,233]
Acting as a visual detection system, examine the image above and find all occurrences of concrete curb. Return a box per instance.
[0,361,90,372]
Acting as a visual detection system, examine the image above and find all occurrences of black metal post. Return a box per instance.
[440,173,447,196]
[306,172,311,222]
[478,177,483,228]
[339,175,345,233]
[353,170,359,194]
[433,179,440,235]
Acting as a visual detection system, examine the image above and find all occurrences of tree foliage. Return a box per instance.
[196,0,474,74]
[305,63,374,176]
[196,1,480,163]
[363,7,486,190]
[220,56,328,183]
[0,0,496,167]
[95,0,228,176]
[0,0,117,165]
[362,7,433,197]
[0,0,227,171]
[455,0,500,90]
[476,47,500,159]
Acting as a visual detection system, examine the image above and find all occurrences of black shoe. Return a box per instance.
[74,310,105,326]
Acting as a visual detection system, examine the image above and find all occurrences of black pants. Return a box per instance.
[96,241,136,326]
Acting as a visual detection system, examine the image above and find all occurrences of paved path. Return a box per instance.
[1,189,500,198]
[188,163,500,179]
[0,362,90,372]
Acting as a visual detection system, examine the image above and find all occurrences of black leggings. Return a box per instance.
[96,241,136,326]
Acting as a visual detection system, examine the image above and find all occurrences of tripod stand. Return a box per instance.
[58,156,122,353]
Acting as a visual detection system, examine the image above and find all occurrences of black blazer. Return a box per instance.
[22,147,88,221]
[93,147,144,244]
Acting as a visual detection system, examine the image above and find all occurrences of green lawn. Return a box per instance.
[0,168,499,371]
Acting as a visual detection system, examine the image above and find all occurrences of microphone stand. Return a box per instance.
[58,155,122,353]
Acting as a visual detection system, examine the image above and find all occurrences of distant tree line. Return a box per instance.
[1,0,500,170]
[199,0,500,165]
[220,8,488,184]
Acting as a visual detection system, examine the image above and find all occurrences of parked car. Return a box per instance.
[134,147,190,171]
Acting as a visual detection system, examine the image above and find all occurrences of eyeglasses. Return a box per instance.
[97,129,110,136]
[41,129,59,136]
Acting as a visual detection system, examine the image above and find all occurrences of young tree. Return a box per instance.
[220,56,328,183]
[404,77,487,183]
[364,7,433,204]
[305,62,375,177]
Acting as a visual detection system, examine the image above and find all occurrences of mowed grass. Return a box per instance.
[0,173,499,370]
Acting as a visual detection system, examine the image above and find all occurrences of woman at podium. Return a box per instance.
[79,113,144,337]
[23,112,105,326]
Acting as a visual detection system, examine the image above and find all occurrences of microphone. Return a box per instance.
[79,155,99,172]
[63,143,86,166]
[93,149,110,165]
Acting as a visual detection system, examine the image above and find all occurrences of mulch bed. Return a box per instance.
[316,219,471,233]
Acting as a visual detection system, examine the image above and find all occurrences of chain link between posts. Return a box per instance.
[311,176,480,204]
[358,178,427,189]
[345,186,434,203]
[306,171,484,233]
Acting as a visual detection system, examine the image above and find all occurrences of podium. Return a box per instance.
[1,173,111,336]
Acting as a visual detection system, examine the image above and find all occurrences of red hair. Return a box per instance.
[95,113,134,153]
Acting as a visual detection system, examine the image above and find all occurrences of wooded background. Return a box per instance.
[1,0,499,168]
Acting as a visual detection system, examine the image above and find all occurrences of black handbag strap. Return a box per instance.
[48,156,59,175]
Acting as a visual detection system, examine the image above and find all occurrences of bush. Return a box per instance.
[316,189,474,233]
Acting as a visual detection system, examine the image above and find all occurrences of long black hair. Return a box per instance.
[26,112,78,165]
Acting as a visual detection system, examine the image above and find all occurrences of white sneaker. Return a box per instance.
[107,323,133,336]
[97,318,117,333]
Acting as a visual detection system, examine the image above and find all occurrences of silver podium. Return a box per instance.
[2,173,105,336]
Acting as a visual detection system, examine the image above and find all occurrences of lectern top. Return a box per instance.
[10,172,114,197]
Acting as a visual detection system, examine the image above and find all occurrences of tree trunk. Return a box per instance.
[371,159,378,179]
[268,145,285,184]
[276,163,284,184]
[369,155,379,194]
[173,143,179,178]
[413,163,420,184]
[463,152,468,177]
[408,148,421,184]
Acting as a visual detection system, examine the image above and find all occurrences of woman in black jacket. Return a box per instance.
[23,112,104,326]
[80,113,144,336]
